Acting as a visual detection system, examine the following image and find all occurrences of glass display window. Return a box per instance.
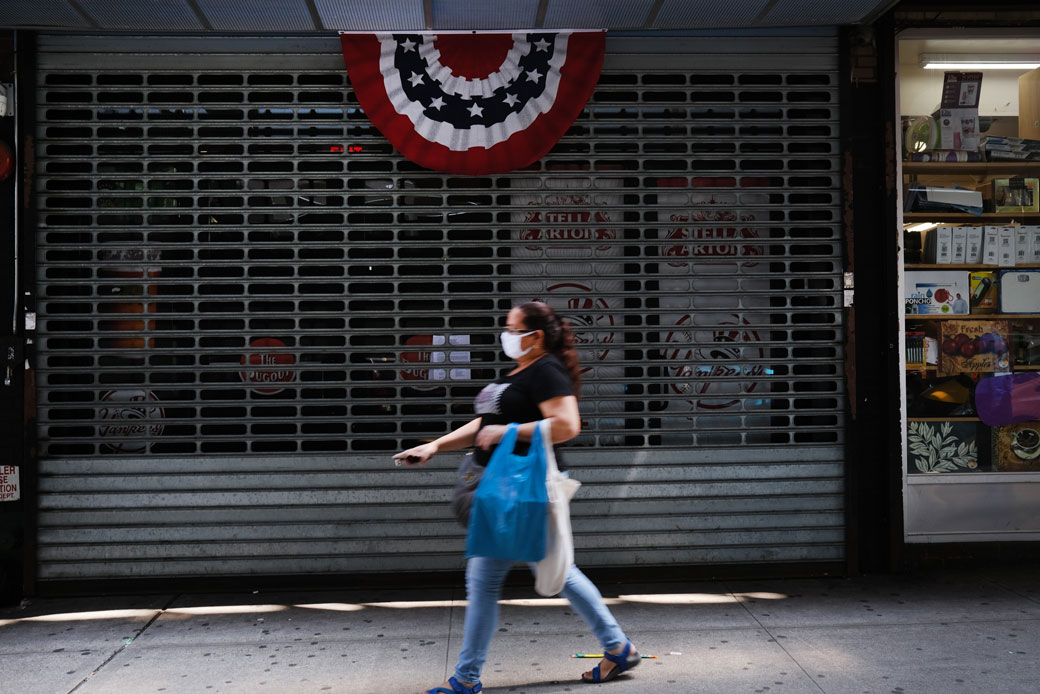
[898,31,1040,540]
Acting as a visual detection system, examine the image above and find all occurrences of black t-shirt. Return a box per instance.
[472,353,573,467]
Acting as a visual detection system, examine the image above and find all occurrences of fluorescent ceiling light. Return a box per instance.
[921,53,1040,70]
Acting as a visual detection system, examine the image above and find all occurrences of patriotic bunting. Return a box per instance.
[340,31,605,175]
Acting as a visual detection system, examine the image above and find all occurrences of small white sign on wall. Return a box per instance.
[0,465,19,502]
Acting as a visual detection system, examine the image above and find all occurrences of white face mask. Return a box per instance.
[501,330,535,359]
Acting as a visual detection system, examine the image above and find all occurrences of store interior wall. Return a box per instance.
[899,37,1040,121]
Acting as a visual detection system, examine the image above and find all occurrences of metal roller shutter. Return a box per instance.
[33,34,845,581]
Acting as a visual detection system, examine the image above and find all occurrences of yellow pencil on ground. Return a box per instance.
[571,654,657,658]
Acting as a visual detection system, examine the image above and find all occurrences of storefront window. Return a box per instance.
[899,32,1040,538]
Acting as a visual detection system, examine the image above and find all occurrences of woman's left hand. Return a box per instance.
[475,424,508,450]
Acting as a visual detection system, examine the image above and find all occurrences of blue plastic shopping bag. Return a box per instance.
[465,422,549,562]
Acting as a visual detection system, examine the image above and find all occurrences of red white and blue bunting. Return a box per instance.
[340,31,605,175]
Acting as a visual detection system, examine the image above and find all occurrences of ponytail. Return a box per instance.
[516,301,582,396]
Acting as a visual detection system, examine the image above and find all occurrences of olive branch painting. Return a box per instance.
[907,420,979,473]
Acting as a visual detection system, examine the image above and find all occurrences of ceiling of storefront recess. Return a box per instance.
[0,0,898,33]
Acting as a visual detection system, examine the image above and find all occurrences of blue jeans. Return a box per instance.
[454,557,627,685]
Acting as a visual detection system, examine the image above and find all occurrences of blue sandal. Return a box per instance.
[580,640,641,683]
[426,676,482,694]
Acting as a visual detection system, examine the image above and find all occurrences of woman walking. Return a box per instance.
[395,301,640,694]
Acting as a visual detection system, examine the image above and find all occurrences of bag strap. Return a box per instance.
[537,420,561,476]
[492,421,554,466]
[496,422,522,456]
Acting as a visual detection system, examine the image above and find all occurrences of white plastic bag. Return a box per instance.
[534,420,581,596]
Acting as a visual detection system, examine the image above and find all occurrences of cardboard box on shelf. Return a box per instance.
[923,225,953,263]
[999,227,1017,267]
[937,108,980,152]
[905,270,971,315]
[999,269,1040,313]
[985,149,1040,162]
[937,72,983,152]
[969,270,998,314]
[981,135,1040,161]
[905,186,983,214]
[1016,228,1032,265]
[908,150,983,162]
[983,226,1001,265]
[1019,66,1040,141]
[966,226,984,263]
[1012,323,1040,366]
[951,226,968,263]
[993,177,1040,214]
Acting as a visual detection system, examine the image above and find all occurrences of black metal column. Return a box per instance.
[840,17,904,574]
[0,31,37,603]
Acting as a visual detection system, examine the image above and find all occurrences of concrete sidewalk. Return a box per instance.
[2,567,1040,694]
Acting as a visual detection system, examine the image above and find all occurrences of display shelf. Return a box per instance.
[906,471,1040,485]
[903,161,1040,175]
[905,313,1040,320]
[903,160,1040,221]
[905,263,1040,270]
[906,365,1040,371]
[903,212,1040,222]
[907,416,981,422]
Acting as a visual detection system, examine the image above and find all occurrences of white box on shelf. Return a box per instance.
[999,227,1017,267]
[936,108,981,152]
[922,186,984,209]
[935,225,953,263]
[965,226,984,263]
[983,226,1001,265]
[1031,226,1040,263]
[1016,227,1032,265]
[999,269,1040,313]
[951,226,968,263]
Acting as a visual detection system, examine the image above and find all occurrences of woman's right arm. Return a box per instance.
[393,416,482,466]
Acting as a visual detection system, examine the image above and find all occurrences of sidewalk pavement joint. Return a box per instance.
[65,594,177,694]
